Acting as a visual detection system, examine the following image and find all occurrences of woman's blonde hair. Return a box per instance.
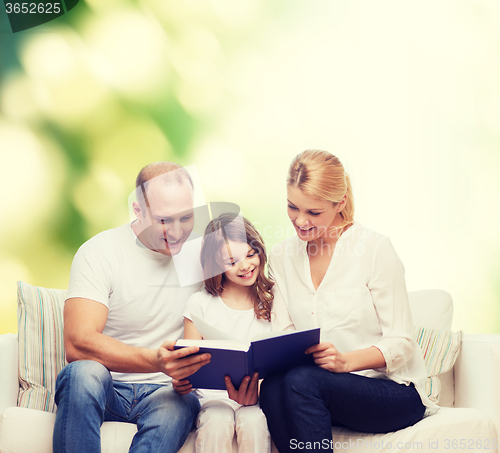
[287,150,354,227]
[201,213,274,322]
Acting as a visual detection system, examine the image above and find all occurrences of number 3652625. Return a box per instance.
[5,3,62,14]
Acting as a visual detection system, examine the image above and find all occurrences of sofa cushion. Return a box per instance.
[2,406,494,453]
[0,406,234,453]
[415,327,462,404]
[0,407,143,453]
[409,290,453,330]
[331,407,497,452]
[17,281,67,412]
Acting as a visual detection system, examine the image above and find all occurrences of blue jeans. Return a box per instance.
[53,360,200,453]
[260,366,425,453]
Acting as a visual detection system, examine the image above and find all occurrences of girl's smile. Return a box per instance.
[237,267,256,279]
[221,240,260,288]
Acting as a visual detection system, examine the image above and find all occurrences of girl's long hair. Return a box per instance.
[201,213,274,321]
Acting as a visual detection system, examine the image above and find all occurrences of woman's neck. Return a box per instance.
[220,282,255,311]
[308,223,346,249]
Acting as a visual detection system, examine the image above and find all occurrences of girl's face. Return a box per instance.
[287,185,345,243]
[220,240,260,288]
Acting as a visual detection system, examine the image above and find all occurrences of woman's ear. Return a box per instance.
[337,194,347,212]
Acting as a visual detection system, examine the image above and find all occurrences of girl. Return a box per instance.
[173,212,274,453]
[260,150,438,453]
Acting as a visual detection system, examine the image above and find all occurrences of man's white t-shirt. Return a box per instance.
[66,222,200,384]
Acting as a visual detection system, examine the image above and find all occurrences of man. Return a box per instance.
[53,162,210,453]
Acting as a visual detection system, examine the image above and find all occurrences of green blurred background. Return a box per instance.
[1,0,499,335]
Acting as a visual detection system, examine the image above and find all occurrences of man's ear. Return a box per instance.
[132,201,142,219]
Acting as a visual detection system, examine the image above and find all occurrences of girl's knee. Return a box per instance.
[197,402,235,430]
[235,406,270,452]
[195,402,235,451]
[235,405,267,432]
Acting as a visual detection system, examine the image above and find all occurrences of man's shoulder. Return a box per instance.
[79,223,131,251]
[74,223,133,265]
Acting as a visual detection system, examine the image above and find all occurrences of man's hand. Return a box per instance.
[157,341,211,380]
[225,372,259,406]
[306,342,348,373]
[172,378,194,395]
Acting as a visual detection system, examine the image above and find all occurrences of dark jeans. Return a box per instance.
[260,366,425,453]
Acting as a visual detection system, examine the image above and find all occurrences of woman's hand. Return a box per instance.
[225,372,259,406]
[172,378,194,395]
[306,342,349,373]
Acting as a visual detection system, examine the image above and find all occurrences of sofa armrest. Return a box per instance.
[454,333,500,431]
[0,334,19,412]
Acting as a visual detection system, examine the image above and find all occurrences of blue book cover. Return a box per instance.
[175,327,320,390]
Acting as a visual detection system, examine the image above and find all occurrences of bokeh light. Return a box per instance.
[83,8,171,102]
[1,0,499,335]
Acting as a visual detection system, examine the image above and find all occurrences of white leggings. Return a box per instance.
[195,399,271,453]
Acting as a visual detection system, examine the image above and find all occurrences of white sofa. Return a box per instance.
[1,289,499,453]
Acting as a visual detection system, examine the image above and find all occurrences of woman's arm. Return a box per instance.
[306,236,414,374]
[270,282,296,332]
[368,237,416,373]
[306,343,385,373]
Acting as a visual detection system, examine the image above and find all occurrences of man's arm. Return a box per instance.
[64,297,210,380]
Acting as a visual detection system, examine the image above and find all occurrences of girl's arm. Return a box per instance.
[183,318,203,340]
[172,317,203,394]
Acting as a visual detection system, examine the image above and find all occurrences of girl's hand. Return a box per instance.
[306,342,349,373]
[225,372,259,406]
[172,378,194,395]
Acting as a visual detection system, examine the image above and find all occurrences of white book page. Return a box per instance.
[251,329,297,342]
[176,338,250,351]
[191,313,305,343]
[191,313,238,341]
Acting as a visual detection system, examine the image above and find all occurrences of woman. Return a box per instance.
[260,150,438,453]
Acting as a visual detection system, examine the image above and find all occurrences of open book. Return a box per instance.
[175,315,320,390]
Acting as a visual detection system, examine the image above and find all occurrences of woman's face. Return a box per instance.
[287,185,344,243]
[220,240,261,288]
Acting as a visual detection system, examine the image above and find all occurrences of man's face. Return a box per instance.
[135,180,195,256]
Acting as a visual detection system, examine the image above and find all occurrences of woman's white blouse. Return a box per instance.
[269,222,438,412]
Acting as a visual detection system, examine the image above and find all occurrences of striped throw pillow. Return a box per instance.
[17,281,67,413]
[415,326,462,404]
